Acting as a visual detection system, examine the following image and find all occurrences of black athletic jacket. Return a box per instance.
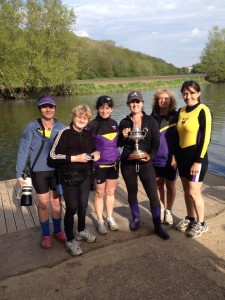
[118,112,160,161]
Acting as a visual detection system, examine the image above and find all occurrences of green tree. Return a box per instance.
[0,1,180,98]
[191,63,204,74]
[0,0,25,97]
[23,0,78,94]
[200,26,225,82]
[0,0,78,97]
[76,37,178,80]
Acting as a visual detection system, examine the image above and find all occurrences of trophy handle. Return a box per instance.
[142,127,148,138]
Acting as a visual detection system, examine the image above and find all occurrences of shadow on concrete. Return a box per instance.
[1,175,225,299]
[0,223,225,299]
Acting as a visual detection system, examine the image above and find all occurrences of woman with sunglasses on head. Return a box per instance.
[89,96,120,234]
[16,95,66,249]
[151,89,178,225]
[172,80,212,238]
[118,91,170,240]
[49,105,100,256]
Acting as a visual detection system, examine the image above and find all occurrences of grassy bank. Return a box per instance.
[68,76,207,95]
[1,75,207,99]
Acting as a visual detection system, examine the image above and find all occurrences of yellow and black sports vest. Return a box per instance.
[177,104,212,159]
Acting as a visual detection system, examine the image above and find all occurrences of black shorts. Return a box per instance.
[176,149,208,182]
[31,171,56,194]
[95,166,119,184]
[154,166,178,181]
[177,160,208,182]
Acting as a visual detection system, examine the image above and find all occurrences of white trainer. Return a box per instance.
[97,220,108,235]
[164,209,173,225]
[66,239,83,256]
[76,229,96,243]
[106,216,119,231]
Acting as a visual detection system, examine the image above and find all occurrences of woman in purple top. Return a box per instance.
[151,89,178,225]
[89,96,120,235]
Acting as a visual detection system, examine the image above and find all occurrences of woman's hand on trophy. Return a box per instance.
[140,154,150,162]
[122,128,131,138]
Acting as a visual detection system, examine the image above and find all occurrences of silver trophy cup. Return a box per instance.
[128,125,149,160]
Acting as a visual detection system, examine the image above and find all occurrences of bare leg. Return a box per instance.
[94,183,105,221]
[156,177,165,208]
[37,192,50,221]
[165,179,176,210]
[180,177,195,218]
[50,190,62,219]
[105,179,118,217]
[189,181,204,222]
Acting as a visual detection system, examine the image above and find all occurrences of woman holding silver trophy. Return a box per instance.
[16,95,66,249]
[118,91,170,240]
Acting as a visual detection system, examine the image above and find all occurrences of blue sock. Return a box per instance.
[130,201,140,220]
[40,219,50,236]
[151,207,161,218]
[52,218,62,234]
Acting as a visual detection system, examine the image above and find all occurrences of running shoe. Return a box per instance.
[186,221,209,238]
[164,209,173,225]
[76,229,96,243]
[66,239,83,256]
[176,217,196,232]
[105,217,119,231]
[97,220,108,235]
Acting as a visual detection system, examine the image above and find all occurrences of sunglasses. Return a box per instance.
[129,99,142,104]
[96,96,113,109]
[99,96,113,103]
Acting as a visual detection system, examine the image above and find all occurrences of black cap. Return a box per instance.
[127,91,143,104]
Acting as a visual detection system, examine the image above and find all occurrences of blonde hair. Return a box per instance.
[152,88,177,112]
[72,104,92,122]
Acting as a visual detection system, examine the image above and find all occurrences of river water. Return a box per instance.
[0,83,225,180]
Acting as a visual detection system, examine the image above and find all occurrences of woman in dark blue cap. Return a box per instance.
[118,90,170,240]
[16,94,66,249]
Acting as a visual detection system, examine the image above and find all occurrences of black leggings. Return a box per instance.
[61,175,90,241]
[121,161,160,211]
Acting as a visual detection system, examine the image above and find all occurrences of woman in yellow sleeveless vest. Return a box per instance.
[172,80,212,238]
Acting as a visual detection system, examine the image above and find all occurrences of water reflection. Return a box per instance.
[0,83,225,180]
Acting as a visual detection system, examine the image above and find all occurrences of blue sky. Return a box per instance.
[62,0,225,68]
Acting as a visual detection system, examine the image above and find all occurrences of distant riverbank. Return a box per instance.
[71,74,207,95]
[0,74,206,99]
[76,74,205,85]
